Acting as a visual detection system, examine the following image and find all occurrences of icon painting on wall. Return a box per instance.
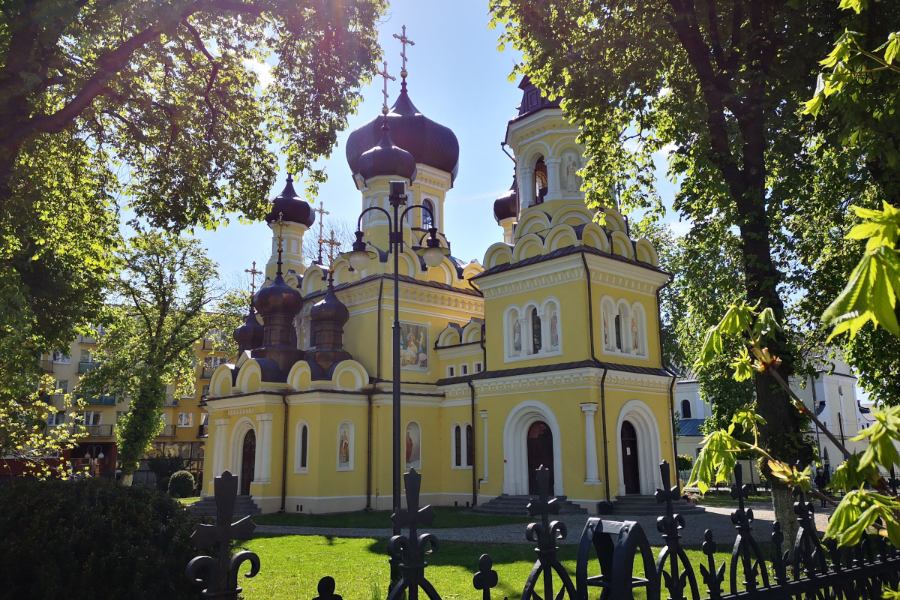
[399,322,428,370]
[405,422,421,469]
[338,422,351,468]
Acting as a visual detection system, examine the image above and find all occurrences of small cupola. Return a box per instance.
[305,271,352,374]
[356,119,417,183]
[266,174,315,227]
[233,305,264,355]
[494,175,519,223]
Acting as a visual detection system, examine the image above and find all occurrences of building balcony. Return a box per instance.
[158,425,177,438]
[78,361,100,374]
[78,334,97,344]
[85,424,114,437]
[75,393,116,406]
[200,367,216,379]
[197,424,209,438]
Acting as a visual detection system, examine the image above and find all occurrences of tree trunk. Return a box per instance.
[771,483,798,555]
[117,371,166,484]
[120,472,134,487]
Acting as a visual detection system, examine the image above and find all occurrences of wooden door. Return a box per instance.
[527,421,554,495]
[240,429,256,496]
[621,421,640,495]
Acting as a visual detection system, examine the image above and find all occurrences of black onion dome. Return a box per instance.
[265,175,315,227]
[346,86,460,182]
[254,274,303,317]
[233,306,264,352]
[356,124,417,182]
[494,176,518,223]
[310,280,350,325]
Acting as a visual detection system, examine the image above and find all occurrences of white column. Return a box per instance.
[581,403,601,485]
[254,412,273,484]
[544,156,562,201]
[480,410,489,483]
[213,418,229,481]
[519,167,535,207]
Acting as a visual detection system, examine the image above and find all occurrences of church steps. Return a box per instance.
[189,495,262,519]
[472,494,587,516]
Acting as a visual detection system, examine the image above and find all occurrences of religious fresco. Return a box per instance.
[338,422,352,469]
[399,322,428,370]
[562,151,582,193]
[405,422,421,469]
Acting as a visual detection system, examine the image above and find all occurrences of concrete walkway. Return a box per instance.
[255,502,832,547]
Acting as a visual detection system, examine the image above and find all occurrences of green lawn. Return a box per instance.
[238,535,741,600]
[252,507,534,529]
[698,495,772,507]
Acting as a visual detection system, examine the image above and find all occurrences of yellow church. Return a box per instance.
[199,68,677,515]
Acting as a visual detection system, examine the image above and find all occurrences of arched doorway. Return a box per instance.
[240,429,256,496]
[527,421,554,495]
[621,421,640,495]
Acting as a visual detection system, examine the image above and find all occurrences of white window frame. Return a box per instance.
[447,366,456,378]
[177,412,193,427]
[600,296,649,361]
[460,363,469,376]
[83,411,101,426]
[451,422,473,470]
[295,420,310,474]
[473,361,483,373]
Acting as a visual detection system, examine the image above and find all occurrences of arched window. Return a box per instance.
[614,314,622,350]
[507,308,522,359]
[422,199,435,230]
[295,420,310,473]
[681,400,692,419]
[601,300,616,351]
[301,424,309,468]
[466,424,474,467]
[405,422,421,469]
[534,157,548,203]
[616,302,632,353]
[631,303,647,356]
[531,307,542,354]
[454,425,462,467]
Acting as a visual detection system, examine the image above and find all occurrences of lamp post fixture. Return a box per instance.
[84,444,105,477]
[344,180,448,534]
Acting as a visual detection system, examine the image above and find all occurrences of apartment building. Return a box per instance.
[38,332,223,486]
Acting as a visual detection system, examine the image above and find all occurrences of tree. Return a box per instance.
[79,231,242,484]
[488,0,864,531]
[0,0,384,375]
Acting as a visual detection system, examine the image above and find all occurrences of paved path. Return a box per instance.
[255,502,833,547]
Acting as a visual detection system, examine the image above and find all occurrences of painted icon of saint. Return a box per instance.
[339,428,350,465]
[550,313,559,347]
[514,320,522,352]
[631,317,639,352]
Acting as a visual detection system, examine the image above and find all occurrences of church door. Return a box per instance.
[527,421,554,495]
[621,421,640,494]
[240,429,256,496]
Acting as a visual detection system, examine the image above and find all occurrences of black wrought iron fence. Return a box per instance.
[185,462,900,600]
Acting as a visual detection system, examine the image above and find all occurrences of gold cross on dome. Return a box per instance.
[244,261,262,296]
[314,201,330,264]
[319,229,341,268]
[376,61,396,114]
[275,212,285,254]
[393,25,415,77]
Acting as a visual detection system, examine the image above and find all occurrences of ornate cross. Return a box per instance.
[393,25,415,77]
[187,471,258,599]
[376,60,396,114]
[391,468,435,539]
[314,201,329,264]
[387,469,439,600]
[319,229,341,268]
[244,261,261,296]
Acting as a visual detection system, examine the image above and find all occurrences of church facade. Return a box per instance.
[200,73,677,514]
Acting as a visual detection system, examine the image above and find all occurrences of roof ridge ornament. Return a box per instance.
[393,25,415,90]
[314,201,330,265]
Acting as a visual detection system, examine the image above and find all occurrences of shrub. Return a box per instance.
[677,454,694,472]
[147,452,186,491]
[0,477,202,600]
[169,470,195,498]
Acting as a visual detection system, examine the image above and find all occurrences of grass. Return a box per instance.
[252,507,534,529]
[177,496,201,505]
[238,535,742,600]
[698,495,772,507]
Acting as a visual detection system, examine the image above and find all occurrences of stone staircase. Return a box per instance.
[471,494,588,516]
[189,495,262,519]
[613,495,705,516]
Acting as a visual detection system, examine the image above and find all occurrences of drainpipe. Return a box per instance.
[467,380,477,507]
[376,278,385,380]
[581,252,610,501]
[280,393,289,512]
[668,376,678,484]
[366,389,374,509]
[656,276,676,483]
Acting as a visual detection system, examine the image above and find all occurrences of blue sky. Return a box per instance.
[195,0,685,284]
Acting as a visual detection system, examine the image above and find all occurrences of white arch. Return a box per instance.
[615,400,663,496]
[616,299,633,354]
[503,304,522,359]
[541,296,562,353]
[229,417,257,490]
[631,302,648,357]
[294,419,310,474]
[502,400,564,495]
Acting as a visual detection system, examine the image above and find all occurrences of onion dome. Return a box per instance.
[254,272,303,320]
[233,306,264,354]
[346,82,460,182]
[306,272,351,373]
[265,175,315,227]
[356,121,417,182]
[494,175,518,223]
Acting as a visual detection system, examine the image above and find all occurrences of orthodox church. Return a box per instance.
[200,52,677,514]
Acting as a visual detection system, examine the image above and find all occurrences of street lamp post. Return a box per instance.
[345,180,448,534]
[84,444,105,478]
